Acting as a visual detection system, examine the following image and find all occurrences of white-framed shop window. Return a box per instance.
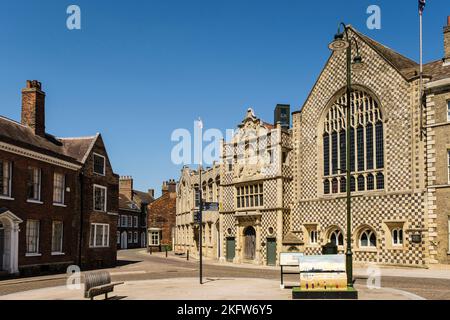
[149,230,160,246]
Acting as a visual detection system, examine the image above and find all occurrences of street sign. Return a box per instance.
[193,211,202,224]
[203,202,219,211]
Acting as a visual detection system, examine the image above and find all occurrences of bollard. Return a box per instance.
[187,250,190,261]
[149,246,153,255]
[165,245,168,258]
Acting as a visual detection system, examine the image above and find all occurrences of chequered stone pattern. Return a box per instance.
[283,179,293,208]
[222,186,235,212]
[291,192,426,266]
[290,28,428,266]
[294,29,415,201]
[263,179,278,209]
[282,210,291,238]
[223,213,236,237]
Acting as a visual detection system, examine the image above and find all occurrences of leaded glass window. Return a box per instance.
[323,89,384,194]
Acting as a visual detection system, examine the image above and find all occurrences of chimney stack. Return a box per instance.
[148,189,155,198]
[162,179,177,195]
[21,80,46,137]
[444,16,450,65]
[119,176,134,200]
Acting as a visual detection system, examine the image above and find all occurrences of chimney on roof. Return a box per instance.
[21,80,46,137]
[119,176,133,200]
[148,189,155,198]
[444,16,450,65]
[162,179,176,195]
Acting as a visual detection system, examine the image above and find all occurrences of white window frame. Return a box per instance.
[93,153,106,176]
[51,221,64,254]
[53,173,65,205]
[149,230,160,246]
[128,231,132,243]
[392,228,404,246]
[309,229,318,245]
[447,100,450,122]
[0,160,12,199]
[448,217,450,254]
[93,184,107,212]
[448,150,450,184]
[134,231,138,243]
[128,216,133,227]
[26,219,40,255]
[89,223,110,248]
[117,231,120,244]
[134,216,138,228]
[27,167,41,202]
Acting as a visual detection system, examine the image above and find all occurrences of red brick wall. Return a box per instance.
[0,150,80,274]
[79,136,119,270]
[147,192,176,249]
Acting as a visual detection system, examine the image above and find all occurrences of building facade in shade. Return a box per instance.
[175,165,221,259]
[118,176,154,250]
[288,22,450,267]
[147,180,177,251]
[219,108,295,266]
[0,80,119,275]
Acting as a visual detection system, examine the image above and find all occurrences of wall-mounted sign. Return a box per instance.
[203,202,219,211]
[411,234,422,244]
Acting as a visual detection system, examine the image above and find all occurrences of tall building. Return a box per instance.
[289,21,450,266]
[118,176,153,250]
[0,81,119,276]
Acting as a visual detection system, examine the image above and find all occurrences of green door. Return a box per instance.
[266,238,277,266]
[226,237,235,262]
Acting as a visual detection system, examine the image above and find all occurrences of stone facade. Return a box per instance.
[174,22,450,268]
[175,165,221,259]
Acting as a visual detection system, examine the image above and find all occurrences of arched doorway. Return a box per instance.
[243,226,256,260]
[0,210,22,274]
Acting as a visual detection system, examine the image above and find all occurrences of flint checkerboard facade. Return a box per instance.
[175,24,450,267]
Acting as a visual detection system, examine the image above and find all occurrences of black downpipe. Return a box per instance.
[78,172,84,268]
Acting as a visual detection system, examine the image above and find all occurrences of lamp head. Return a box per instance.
[328,32,349,52]
[352,55,366,72]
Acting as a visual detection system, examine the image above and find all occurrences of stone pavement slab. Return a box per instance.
[0,277,425,300]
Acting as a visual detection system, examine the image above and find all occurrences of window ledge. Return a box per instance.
[53,203,67,207]
[0,196,14,201]
[355,248,377,253]
[107,212,119,216]
[27,200,43,204]
[89,246,109,249]
[25,253,42,257]
[51,252,65,256]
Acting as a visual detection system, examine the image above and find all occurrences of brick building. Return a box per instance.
[118,176,154,249]
[147,180,176,251]
[0,80,119,276]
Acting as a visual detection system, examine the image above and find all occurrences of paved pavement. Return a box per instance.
[0,249,449,300]
[0,277,425,300]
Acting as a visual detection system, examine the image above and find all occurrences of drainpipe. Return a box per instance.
[78,171,85,268]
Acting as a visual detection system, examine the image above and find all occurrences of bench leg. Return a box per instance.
[105,293,108,300]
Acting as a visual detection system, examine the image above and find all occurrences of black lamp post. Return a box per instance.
[328,23,366,289]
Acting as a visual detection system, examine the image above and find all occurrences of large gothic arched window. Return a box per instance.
[323,89,384,194]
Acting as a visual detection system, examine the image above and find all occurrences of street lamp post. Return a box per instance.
[328,23,366,289]
[197,118,204,285]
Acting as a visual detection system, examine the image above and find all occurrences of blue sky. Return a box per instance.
[0,0,448,196]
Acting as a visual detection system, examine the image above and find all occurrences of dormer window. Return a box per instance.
[93,153,105,176]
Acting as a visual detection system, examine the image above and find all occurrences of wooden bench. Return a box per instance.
[84,271,124,300]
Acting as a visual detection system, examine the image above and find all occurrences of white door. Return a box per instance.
[121,231,128,249]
